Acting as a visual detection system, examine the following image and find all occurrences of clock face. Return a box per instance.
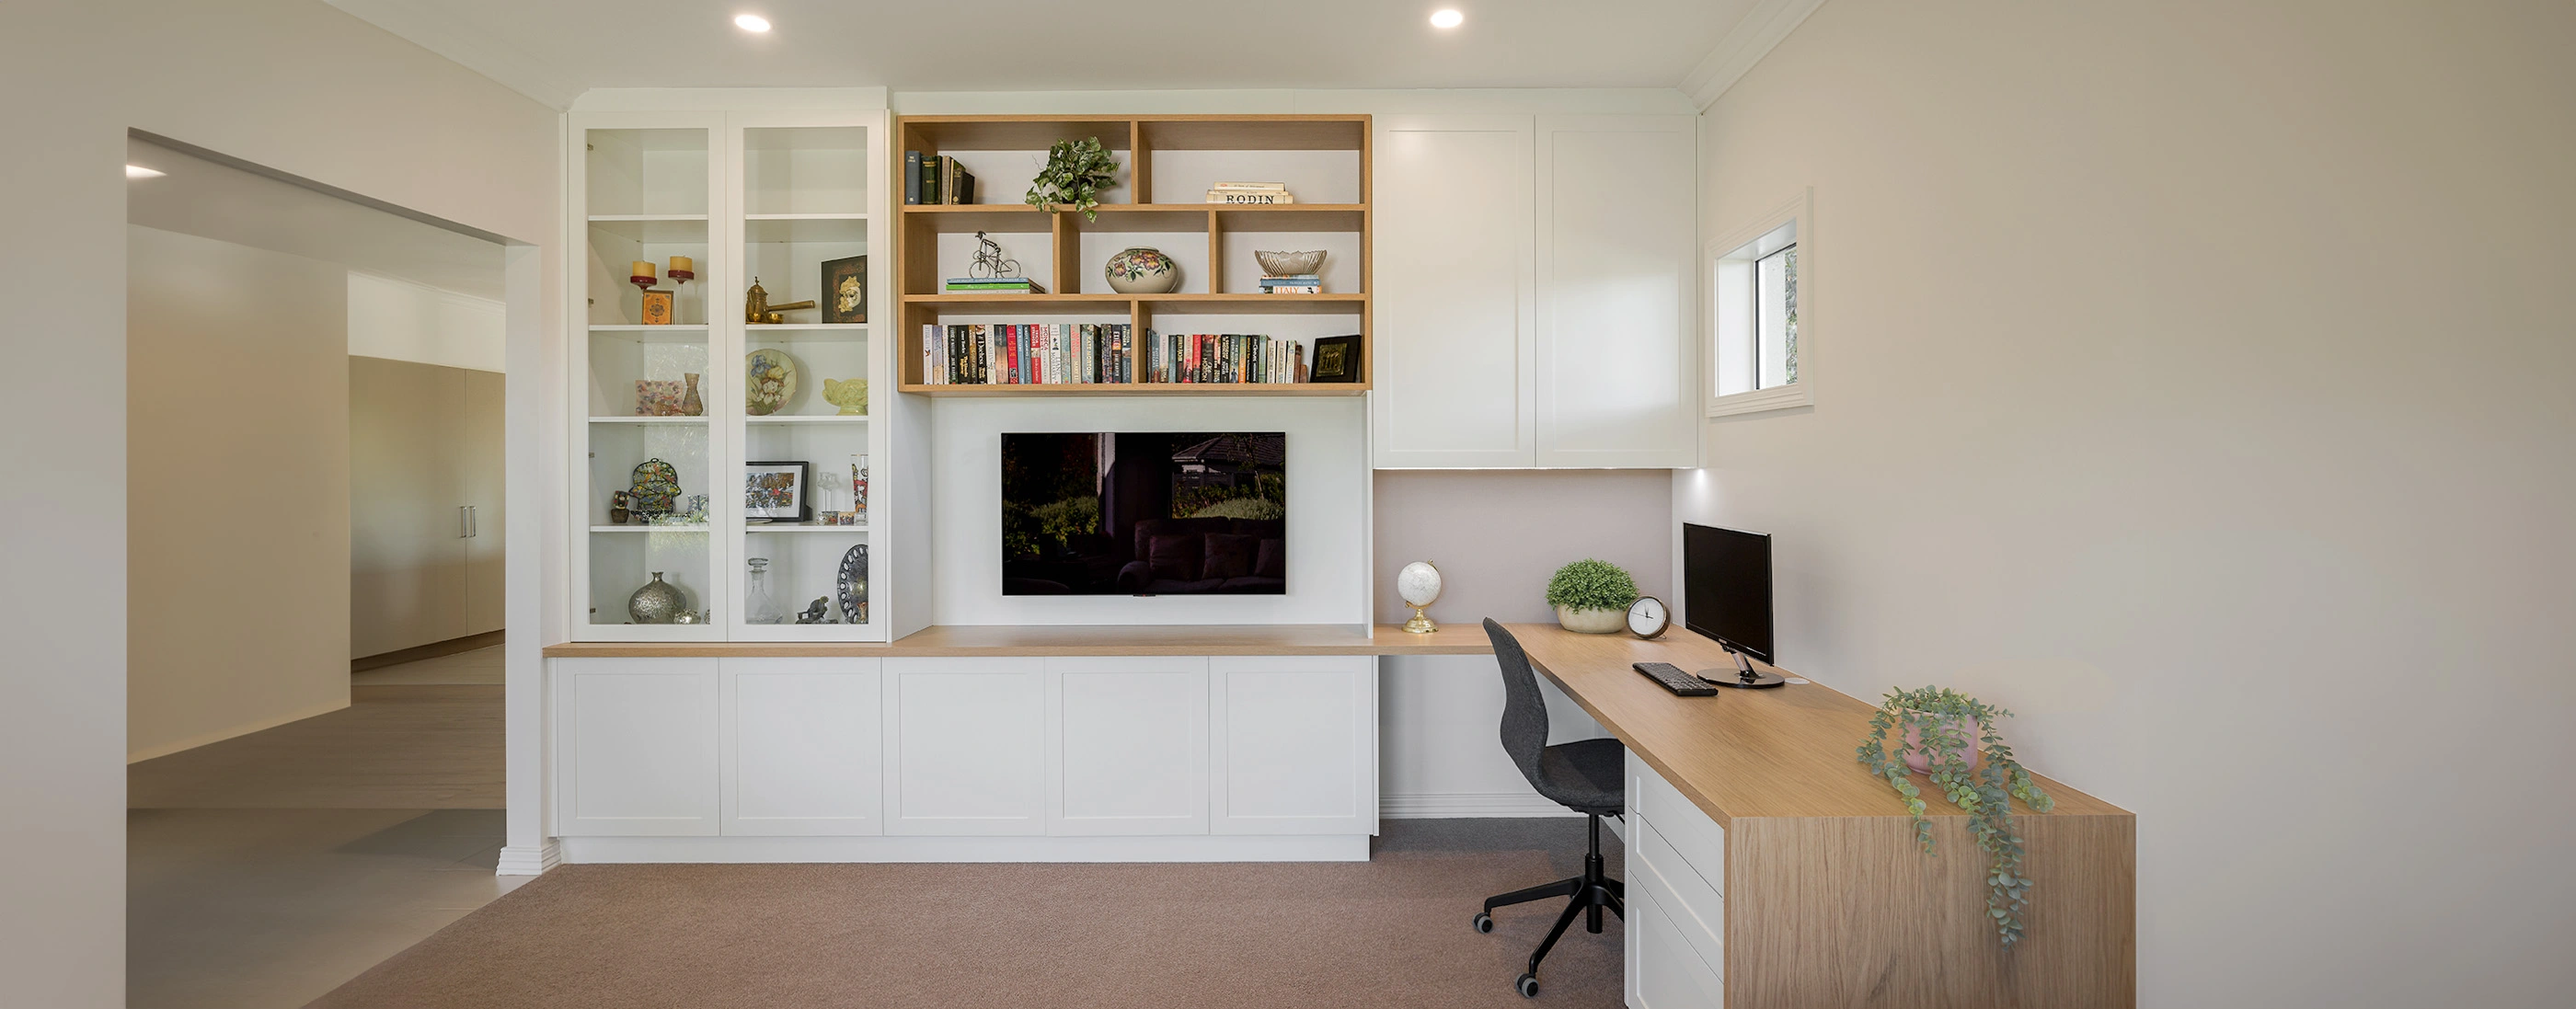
[1627,596,1670,638]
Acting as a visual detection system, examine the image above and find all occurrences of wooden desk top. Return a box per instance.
[1501,624,2128,827]
[541,623,1495,659]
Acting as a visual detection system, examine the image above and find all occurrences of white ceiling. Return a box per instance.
[127,137,507,301]
[324,0,1768,109]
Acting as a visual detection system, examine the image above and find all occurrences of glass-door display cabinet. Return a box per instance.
[569,107,890,641]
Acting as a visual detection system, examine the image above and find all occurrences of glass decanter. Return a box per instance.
[744,557,785,625]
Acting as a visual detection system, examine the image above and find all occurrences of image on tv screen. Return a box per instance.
[1001,431,1285,596]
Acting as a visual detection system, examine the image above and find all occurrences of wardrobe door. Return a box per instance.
[1534,114,1698,468]
[1371,115,1536,468]
[461,367,506,634]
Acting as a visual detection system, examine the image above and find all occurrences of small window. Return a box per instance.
[1708,193,1811,417]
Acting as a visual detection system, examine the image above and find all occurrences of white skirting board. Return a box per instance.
[1378,791,1582,819]
[494,842,561,876]
[558,833,1370,865]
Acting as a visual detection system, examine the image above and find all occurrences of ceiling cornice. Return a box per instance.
[1681,0,1831,110]
[324,0,581,109]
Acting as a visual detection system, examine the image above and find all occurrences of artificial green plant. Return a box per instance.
[1855,685,2055,947]
[1025,137,1119,220]
[1543,558,1639,613]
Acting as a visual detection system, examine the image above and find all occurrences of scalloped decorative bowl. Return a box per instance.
[1255,249,1327,276]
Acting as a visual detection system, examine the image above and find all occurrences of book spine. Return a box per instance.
[1208,182,1289,191]
[959,165,975,204]
[1207,192,1294,204]
[904,152,920,205]
[924,155,942,206]
[941,157,959,206]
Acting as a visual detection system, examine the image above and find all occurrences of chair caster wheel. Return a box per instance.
[1515,973,1540,998]
[1473,912,1493,934]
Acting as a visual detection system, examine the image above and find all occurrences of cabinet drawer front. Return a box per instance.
[1630,751,1725,892]
[1631,886,1727,1008]
[1635,819,1726,979]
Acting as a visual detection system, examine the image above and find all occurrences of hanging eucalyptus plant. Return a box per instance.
[1025,137,1119,220]
[1856,685,2055,947]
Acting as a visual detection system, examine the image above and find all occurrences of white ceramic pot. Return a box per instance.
[1104,247,1180,294]
[1556,605,1627,635]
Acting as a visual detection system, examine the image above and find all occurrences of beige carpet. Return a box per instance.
[308,820,1626,1008]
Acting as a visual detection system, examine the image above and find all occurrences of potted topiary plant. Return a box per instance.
[1025,137,1119,221]
[1856,686,2056,947]
[1544,559,1638,634]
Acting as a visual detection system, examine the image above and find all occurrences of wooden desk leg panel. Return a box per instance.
[1724,815,2135,1008]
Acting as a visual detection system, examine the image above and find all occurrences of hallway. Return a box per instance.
[127,646,518,1009]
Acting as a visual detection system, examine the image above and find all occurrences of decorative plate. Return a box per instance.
[835,544,868,625]
[744,348,801,417]
[627,458,681,517]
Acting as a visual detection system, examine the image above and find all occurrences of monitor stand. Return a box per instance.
[1696,648,1785,689]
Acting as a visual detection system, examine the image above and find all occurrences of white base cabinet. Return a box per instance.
[1627,751,1727,1008]
[550,655,1375,860]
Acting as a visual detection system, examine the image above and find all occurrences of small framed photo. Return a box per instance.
[1311,334,1363,383]
[822,255,867,324]
[743,461,811,522]
[640,289,674,326]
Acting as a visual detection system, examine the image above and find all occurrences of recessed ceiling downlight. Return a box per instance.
[734,13,772,32]
[125,165,165,179]
[1430,9,1464,29]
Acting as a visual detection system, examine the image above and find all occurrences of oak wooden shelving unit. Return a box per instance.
[893,114,1371,396]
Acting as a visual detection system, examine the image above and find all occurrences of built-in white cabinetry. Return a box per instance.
[1372,113,1697,469]
[883,657,1046,836]
[553,654,1374,858]
[1211,656,1377,835]
[1627,751,1726,1008]
[720,658,882,836]
[554,659,720,836]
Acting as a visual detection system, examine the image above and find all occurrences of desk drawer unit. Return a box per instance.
[1628,751,1726,1008]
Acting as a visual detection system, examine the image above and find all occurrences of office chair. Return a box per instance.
[1476,619,1625,999]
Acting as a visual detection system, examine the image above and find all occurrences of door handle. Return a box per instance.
[461,505,477,538]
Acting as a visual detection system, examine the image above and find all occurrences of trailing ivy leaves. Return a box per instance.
[1855,685,2055,947]
[1025,137,1119,221]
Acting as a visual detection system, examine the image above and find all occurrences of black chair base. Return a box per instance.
[1472,812,1624,998]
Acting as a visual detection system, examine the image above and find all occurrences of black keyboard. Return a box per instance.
[1634,661,1716,696]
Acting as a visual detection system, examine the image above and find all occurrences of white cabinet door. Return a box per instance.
[1631,887,1727,1008]
[553,658,719,836]
[1372,115,1537,468]
[1209,656,1376,835]
[1044,657,1210,836]
[882,657,1045,835]
[720,658,882,836]
[1534,114,1699,468]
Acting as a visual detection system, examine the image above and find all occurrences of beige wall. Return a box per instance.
[0,1,560,1001]
[1685,1,2576,1004]
[127,227,353,760]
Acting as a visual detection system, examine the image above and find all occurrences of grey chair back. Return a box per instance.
[1483,619,1551,791]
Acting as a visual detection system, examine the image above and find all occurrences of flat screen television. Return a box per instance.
[1683,522,1773,662]
[1002,432,1286,596]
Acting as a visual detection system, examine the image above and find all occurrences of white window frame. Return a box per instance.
[1707,189,1813,418]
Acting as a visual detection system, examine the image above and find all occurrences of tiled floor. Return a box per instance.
[129,646,519,1009]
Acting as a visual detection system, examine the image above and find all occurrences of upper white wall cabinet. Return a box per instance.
[1371,113,1697,469]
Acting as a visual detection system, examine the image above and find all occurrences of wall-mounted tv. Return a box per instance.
[1002,432,1286,596]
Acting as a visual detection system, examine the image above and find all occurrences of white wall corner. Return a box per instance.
[495,840,561,877]
[322,0,583,109]
[1681,0,1833,110]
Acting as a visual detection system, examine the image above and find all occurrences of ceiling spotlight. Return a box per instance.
[125,165,165,179]
[734,13,771,32]
[1430,9,1463,29]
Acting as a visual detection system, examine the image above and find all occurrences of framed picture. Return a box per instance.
[1311,334,1363,383]
[822,255,867,324]
[743,461,811,522]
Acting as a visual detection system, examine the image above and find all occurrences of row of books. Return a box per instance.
[1259,274,1322,294]
[903,153,978,205]
[1207,181,1294,205]
[945,276,1047,293]
[916,325,1312,385]
[923,324,1133,385]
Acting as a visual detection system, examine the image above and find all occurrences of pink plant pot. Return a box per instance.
[1897,717,1984,775]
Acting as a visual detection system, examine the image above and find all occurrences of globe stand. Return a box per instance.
[1404,605,1437,634]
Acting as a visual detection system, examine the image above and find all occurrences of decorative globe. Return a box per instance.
[1397,561,1443,634]
[1104,247,1179,294]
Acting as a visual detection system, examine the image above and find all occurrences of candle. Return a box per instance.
[630,260,655,279]
[667,256,693,273]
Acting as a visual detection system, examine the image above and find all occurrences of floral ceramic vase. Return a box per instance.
[1104,247,1179,294]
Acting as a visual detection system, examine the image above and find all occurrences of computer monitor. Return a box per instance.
[1683,523,1780,687]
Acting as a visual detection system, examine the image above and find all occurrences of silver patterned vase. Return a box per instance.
[627,571,686,624]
